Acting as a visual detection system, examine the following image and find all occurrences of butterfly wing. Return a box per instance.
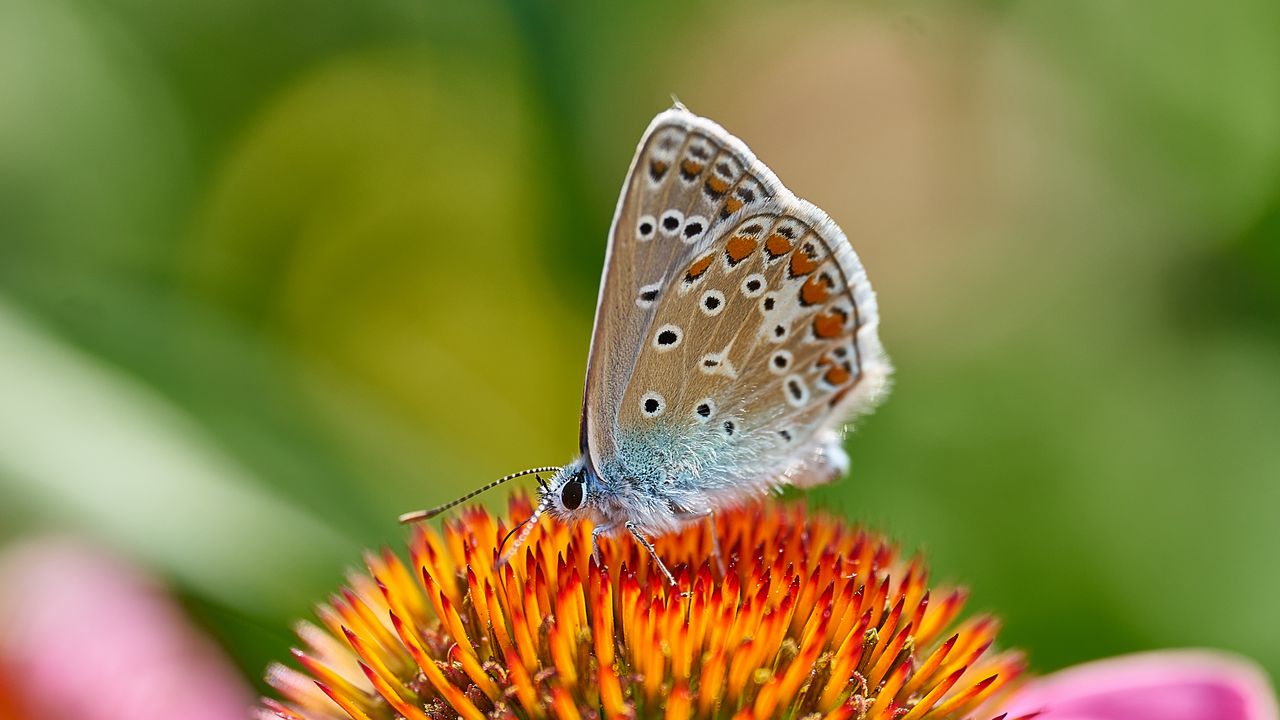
[581,108,783,466]
[584,107,890,494]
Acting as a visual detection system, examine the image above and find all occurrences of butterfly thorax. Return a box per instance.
[548,423,800,537]
[540,454,677,537]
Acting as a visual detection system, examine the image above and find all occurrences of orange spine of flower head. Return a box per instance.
[259,495,1026,720]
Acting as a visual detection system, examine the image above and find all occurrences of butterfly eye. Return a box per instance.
[560,480,583,510]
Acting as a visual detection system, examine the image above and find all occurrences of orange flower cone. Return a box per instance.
[259,496,1029,720]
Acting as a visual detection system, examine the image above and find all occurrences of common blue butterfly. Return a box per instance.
[402,105,891,584]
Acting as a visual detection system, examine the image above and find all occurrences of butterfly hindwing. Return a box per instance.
[617,197,890,488]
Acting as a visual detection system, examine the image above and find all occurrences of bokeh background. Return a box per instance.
[2,0,1278,705]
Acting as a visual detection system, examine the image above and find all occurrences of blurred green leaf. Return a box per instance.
[0,298,356,613]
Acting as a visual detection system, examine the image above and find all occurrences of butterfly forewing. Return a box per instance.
[582,109,782,464]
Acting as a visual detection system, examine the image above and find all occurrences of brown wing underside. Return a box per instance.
[581,110,781,464]
[581,108,890,480]
[617,205,886,469]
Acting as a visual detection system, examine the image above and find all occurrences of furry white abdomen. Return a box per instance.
[595,427,849,537]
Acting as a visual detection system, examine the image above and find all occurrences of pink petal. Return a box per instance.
[1001,650,1278,720]
[0,537,252,720]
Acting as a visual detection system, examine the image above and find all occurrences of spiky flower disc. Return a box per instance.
[259,497,1028,720]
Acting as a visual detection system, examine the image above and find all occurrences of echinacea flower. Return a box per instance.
[258,496,1030,720]
[1002,650,1278,720]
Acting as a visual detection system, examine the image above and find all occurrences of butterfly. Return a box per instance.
[401,104,891,584]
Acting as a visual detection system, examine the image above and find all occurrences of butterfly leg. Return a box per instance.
[625,521,678,588]
[590,522,616,564]
[674,508,726,577]
[695,509,726,578]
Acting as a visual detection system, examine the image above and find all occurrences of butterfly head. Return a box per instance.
[539,456,600,521]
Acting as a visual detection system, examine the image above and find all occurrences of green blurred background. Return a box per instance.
[2,0,1278,694]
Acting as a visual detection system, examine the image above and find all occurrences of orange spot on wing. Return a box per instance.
[724,197,744,215]
[686,254,714,281]
[824,365,852,386]
[706,176,730,194]
[764,233,793,258]
[800,276,830,306]
[680,159,704,178]
[790,252,818,277]
[813,310,845,339]
[725,235,757,265]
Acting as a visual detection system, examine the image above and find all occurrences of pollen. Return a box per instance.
[258,497,1029,720]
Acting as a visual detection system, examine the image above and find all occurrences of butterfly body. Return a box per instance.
[546,423,852,540]
[405,106,890,583]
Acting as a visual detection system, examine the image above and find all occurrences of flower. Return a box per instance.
[0,537,252,720]
[2,509,1269,720]
[258,496,1029,720]
[1001,650,1278,720]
